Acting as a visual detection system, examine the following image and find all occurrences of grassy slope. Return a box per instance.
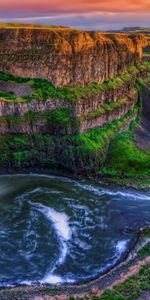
[100,131,150,177]
[99,69,150,180]
[0,109,135,173]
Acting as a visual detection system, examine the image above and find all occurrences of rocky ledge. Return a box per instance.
[0,25,148,87]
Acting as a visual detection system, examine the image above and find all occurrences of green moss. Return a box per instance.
[0,109,135,174]
[0,63,148,174]
[0,63,147,103]
[138,242,150,258]
[24,107,74,127]
[0,108,75,133]
[0,90,16,100]
[0,72,30,83]
[80,98,129,121]
[100,77,150,178]
[100,131,150,177]
[100,266,150,300]
[143,61,150,73]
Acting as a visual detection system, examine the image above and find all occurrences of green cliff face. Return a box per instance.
[0,24,149,179]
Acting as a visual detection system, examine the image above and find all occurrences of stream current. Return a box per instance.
[0,174,150,286]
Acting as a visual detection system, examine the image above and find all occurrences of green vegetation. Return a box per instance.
[0,107,76,135]
[95,266,150,300]
[25,107,77,132]
[0,109,135,173]
[0,62,149,177]
[0,23,72,30]
[100,71,150,178]
[81,97,130,121]
[143,52,150,57]
[0,63,147,103]
[138,229,150,258]
[138,242,150,258]
[68,266,150,300]
[100,131,150,177]
[143,61,150,74]
[0,90,16,100]
[0,72,30,83]
[66,266,150,300]
[100,177,150,189]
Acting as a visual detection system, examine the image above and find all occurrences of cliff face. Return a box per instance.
[0,98,70,117]
[0,27,148,87]
[0,66,146,135]
[0,25,149,175]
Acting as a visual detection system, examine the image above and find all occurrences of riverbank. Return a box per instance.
[1,166,150,192]
[97,175,150,191]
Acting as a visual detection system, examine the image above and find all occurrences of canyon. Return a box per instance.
[0,26,148,87]
[0,24,150,300]
[0,24,149,176]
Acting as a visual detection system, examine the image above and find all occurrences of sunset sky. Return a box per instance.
[0,0,150,30]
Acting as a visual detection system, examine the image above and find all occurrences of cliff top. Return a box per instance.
[0,22,148,46]
[0,22,73,30]
[0,22,148,87]
[0,22,147,36]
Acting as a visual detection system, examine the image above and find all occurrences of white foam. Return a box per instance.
[105,190,150,201]
[30,202,70,241]
[45,207,70,241]
[116,240,128,254]
[0,282,15,287]
[29,201,71,284]
[2,173,150,202]
[40,275,63,285]
[76,182,150,201]
[19,280,33,286]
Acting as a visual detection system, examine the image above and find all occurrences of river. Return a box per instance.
[0,174,150,286]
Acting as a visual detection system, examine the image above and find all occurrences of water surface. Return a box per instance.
[0,174,150,286]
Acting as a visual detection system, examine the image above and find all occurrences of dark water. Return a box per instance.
[0,174,150,286]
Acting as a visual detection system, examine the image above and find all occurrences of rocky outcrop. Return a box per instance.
[0,25,149,175]
[0,117,48,135]
[0,66,147,135]
[0,27,148,87]
[0,98,70,116]
[143,56,150,62]
[0,90,137,135]
[75,68,147,116]
[79,91,138,132]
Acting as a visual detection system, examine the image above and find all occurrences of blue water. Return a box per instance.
[0,174,150,286]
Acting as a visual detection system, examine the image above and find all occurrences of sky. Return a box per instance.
[0,0,150,30]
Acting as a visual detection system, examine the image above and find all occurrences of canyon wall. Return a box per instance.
[0,27,148,87]
[0,25,149,174]
[0,67,146,135]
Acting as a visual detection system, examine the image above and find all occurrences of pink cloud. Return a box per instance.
[0,0,150,14]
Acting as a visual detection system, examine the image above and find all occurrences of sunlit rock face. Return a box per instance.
[0,27,148,87]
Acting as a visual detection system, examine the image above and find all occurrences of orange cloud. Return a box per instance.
[0,0,150,14]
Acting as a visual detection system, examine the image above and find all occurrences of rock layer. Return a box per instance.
[0,27,148,87]
[79,91,138,132]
